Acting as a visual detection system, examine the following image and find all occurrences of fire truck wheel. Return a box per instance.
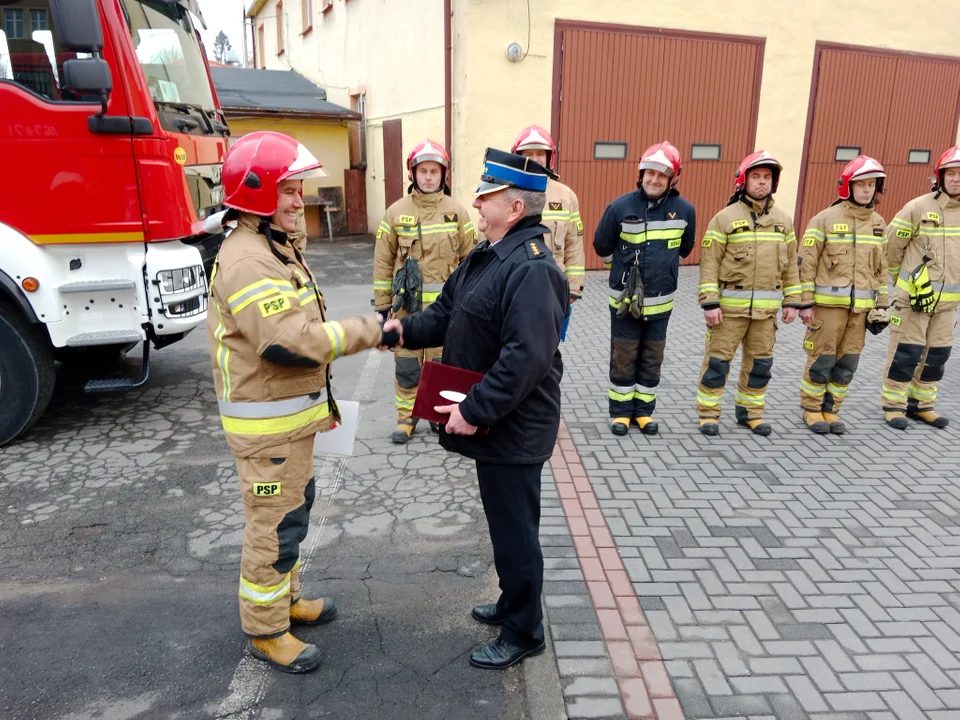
[0,304,55,447]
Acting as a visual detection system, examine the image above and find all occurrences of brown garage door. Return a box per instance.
[551,22,764,268]
[796,44,960,229]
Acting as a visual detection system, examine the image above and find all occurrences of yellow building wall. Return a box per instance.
[451,0,960,221]
[226,117,350,200]
[249,0,446,230]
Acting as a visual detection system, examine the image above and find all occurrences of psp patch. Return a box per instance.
[731,219,750,229]
[253,482,281,497]
[260,296,290,317]
[891,315,902,326]
[803,237,816,246]
[832,223,850,233]
[804,339,815,351]
[398,214,417,225]
[702,237,713,248]
[895,229,912,238]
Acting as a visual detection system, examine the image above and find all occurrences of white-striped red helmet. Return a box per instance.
[838,155,886,200]
[512,125,557,170]
[639,142,682,186]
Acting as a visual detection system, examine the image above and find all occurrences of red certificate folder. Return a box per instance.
[412,361,489,433]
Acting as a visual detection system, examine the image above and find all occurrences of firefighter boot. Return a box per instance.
[390,419,418,445]
[634,417,659,436]
[803,411,830,434]
[249,632,322,674]
[698,419,719,437]
[884,411,909,430]
[822,412,846,435]
[611,418,630,436]
[290,597,338,626]
[907,409,950,429]
[737,418,772,436]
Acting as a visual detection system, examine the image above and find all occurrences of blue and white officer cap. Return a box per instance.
[475,148,550,196]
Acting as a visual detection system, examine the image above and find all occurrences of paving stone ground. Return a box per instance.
[554,267,960,720]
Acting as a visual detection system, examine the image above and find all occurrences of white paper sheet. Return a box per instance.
[313,400,359,456]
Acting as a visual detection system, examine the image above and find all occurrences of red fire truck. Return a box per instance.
[0,0,229,445]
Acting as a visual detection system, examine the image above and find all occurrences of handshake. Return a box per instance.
[378,317,404,350]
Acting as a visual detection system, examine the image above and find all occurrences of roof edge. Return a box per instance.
[222,107,361,121]
[246,0,268,18]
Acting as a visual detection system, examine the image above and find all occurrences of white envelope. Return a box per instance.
[313,400,360,456]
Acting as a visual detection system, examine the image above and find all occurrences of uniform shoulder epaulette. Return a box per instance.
[525,239,549,260]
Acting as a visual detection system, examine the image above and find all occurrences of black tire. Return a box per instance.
[0,304,55,446]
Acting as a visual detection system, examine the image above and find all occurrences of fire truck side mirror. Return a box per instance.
[49,0,104,53]
[63,59,112,98]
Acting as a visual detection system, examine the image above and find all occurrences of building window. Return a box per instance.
[690,143,721,161]
[29,9,47,34]
[594,142,627,160]
[301,0,313,33]
[4,9,24,39]
[908,149,931,165]
[835,146,861,162]
[275,0,284,55]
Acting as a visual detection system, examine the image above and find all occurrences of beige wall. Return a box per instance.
[249,0,447,229]
[451,0,960,220]
[226,116,350,199]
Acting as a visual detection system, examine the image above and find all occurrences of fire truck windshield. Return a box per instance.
[122,0,216,115]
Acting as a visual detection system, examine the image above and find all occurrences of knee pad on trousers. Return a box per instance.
[395,356,421,389]
[638,341,666,384]
[888,343,924,382]
[611,338,640,381]
[808,355,836,385]
[747,357,773,389]
[701,357,730,389]
[832,354,860,385]
[920,346,952,382]
[274,502,308,574]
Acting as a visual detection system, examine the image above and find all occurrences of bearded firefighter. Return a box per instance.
[593,142,696,436]
[373,139,477,444]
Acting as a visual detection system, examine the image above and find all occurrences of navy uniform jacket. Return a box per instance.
[401,216,568,464]
[593,188,697,313]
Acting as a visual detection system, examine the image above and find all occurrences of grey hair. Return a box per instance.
[505,187,546,217]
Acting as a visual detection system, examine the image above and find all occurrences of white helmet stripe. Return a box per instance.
[288,143,322,173]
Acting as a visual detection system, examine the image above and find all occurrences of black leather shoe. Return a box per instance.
[429,421,440,434]
[471,603,505,626]
[469,638,545,669]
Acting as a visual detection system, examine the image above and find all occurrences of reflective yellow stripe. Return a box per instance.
[239,574,291,606]
[395,396,416,409]
[542,211,571,221]
[696,390,722,407]
[642,300,674,315]
[801,282,816,292]
[420,222,459,234]
[228,277,296,305]
[801,379,825,397]
[896,276,915,293]
[374,280,392,289]
[803,229,825,240]
[299,288,318,307]
[890,217,914,231]
[222,401,331,436]
[323,321,346,362]
[735,391,765,406]
[719,297,783,309]
[608,389,634,402]
[826,383,848,397]
[565,266,585,275]
[378,220,391,234]
[699,283,719,293]
[215,304,232,402]
[419,291,441,302]
[882,384,907,402]
[908,384,937,400]
[30,231,146,245]
[783,285,801,296]
[727,232,788,243]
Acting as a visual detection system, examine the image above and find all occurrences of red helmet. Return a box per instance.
[936,146,960,190]
[838,155,886,200]
[223,131,327,216]
[407,139,450,191]
[734,150,782,194]
[512,125,557,170]
[638,142,682,187]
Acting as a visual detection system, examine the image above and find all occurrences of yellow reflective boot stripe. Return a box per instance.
[696,390,722,406]
[908,385,937,400]
[239,573,291,606]
[395,396,416,409]
[221,401,332,436]
[215,303,232,402]
[826,383,848,397]
[735,391,766,406]
[608,389,634,402]
[323,321,346,362]
[801,379,825,397]
[882,384,907,402]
